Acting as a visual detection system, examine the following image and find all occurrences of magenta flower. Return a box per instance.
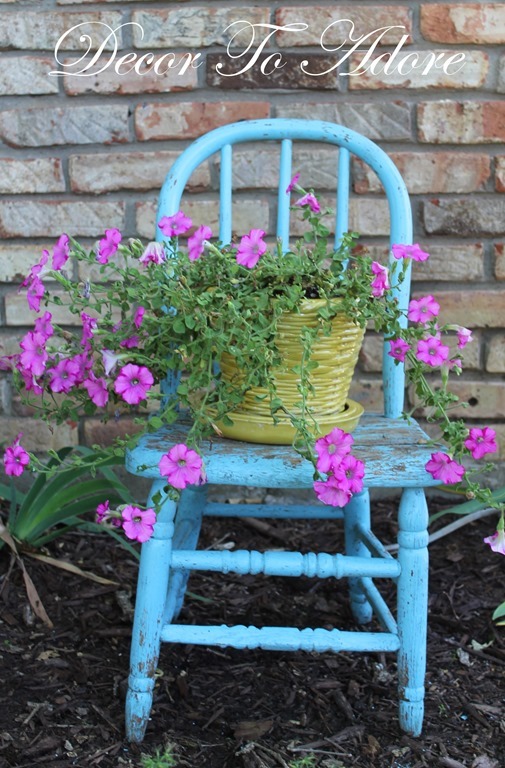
[158,443,205,490]
[313,476,352,507]
[416,336,450,367]
[188,225,212,262]
[81,312,97,349]
[139,241,166,266]
[133,306,145,329]
[22,249,50,288]
[48,357,80,394]
[464,427,498,460]
[18,369,44,396]
[457,327,473,349]
[286,172,300,194]
[158,211,193,237]
[52,234,70,271]
[3,433,30,477]
[121,505,157,543]
[83,373,109,407]
[96,499,110,523]
[408,295,440,324]
[114,363,154,405]
[314,427,354,474]
[484,520,505,556]
[19,331,49,376]
[294,193,321,213]
[392,243,430,262]
[120,335,140,349]
[332,454,365,494]
[71,352,93,384]
[425,452,465,484]
[34,311,54,340]
[370,261,390,298]
[27,277,45,312]
[236,229,267,269]
[97,228,122,264]
[388,338,410,362]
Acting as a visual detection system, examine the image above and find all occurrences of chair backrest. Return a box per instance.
[155,119,413,419]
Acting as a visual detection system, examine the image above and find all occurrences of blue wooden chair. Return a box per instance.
[124,119,439,742]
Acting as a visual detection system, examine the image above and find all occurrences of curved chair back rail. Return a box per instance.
[155,118,413,418]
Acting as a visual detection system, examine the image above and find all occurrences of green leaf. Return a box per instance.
[492,601,505,622]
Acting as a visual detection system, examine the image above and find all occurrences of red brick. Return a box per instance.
[424,199,505,236]
[0,12,122,50]
[434,290,505,328]
[0,158,64,194]
[418,101,505,143]
[63,54,197,95]
[275,6,412,46]
[496,157,505,193]
[486,335,505,373]
[0,200,124,238]
[275,102,413,141]
[354,152,490,194]
[420,4,505,44]
[348,50,488,90]
[206,53,340,90]
[135,102,271,141]
[494,244,505,279]
[0,56,58,95]
[70,152,210,195]
[0,417,78,452]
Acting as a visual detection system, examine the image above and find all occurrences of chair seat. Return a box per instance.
[126,413,441,489]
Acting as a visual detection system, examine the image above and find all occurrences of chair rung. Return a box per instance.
[161,623,400,653]
[356,524,396,561]
[171,549,401,579]
[359,577,398,634]
[204,502,344,519]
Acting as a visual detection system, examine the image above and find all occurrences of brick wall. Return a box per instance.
[1,1,504,459]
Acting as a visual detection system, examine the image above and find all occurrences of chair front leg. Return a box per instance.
[397,487,429,737]
[344,489,373,624]
[125,480,177,742]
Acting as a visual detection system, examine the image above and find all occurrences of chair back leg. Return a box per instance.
[344,490,373,624]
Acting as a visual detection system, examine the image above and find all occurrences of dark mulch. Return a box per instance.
[0,498,504,768]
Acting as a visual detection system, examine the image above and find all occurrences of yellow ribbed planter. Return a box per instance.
[215,299,365,445]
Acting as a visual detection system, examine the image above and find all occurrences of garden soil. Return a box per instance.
[0,498,504,768]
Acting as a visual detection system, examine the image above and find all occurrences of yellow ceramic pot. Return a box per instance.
[215,299,365,445]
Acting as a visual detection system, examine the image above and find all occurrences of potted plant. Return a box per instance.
[1,176,502,548]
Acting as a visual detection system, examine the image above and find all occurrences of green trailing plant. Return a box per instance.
[140,745,178,768]
[0,175,503,612]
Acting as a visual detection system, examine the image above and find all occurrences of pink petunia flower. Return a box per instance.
[314,427,354,474]
[71,352,93,385]
[3,433,30,477]
[27,277,45,312]
[83,372,109,407]
[133,306,145,329]
[484,517,505,556]
[158,443,205,490]
[121,505,157,543]
[48,357,80,394]
[114,363,154,405]
[18,368,44,396]
[294,192,321,213]
[19,331,49,377]
[456,327,473,350]
[158,211,193,237]
[332,454,365,494]
[464,427,498,460]
[425,452,465,484]
[236,229,267,269]
[22,249,50,288]
[81,312,97,349]
[313,476,352,507]
[97,228,122,264]
[388,338,410,362]
[96,499,110,523]
[52,234,70,271]
[188,225,212,262]
[416,336,450,368]
[120,336,140,349]
[139,241,166,266]
[286,172,300,194]
[408,295,440,324]
[370,261,390,298]
[391,243,430,262]
[34,311,54,340]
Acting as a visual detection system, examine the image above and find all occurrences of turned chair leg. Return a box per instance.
[165,485,207,623]
[344,489,373,624]
[125,480,177,743]
[397,487,429,736]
